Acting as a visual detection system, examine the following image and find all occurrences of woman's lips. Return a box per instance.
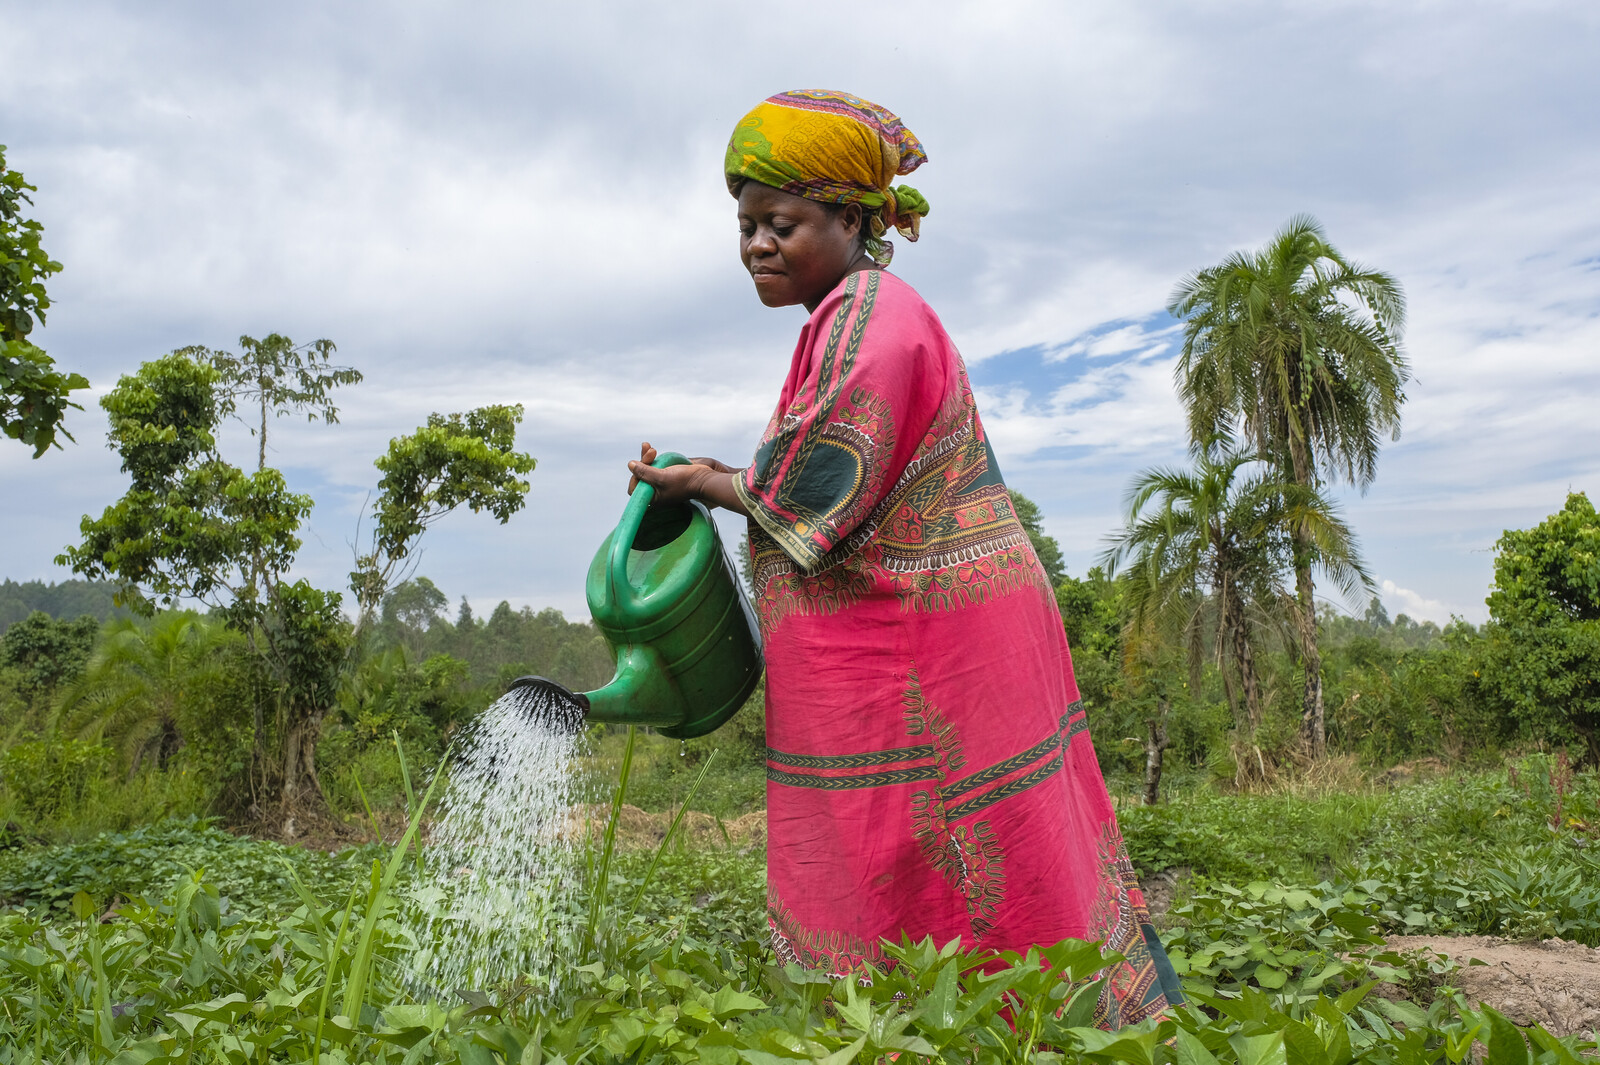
[753,270,782,283]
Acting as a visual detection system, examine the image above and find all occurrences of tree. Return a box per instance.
[1100,448,1368,733]
[56,612,230,777]
[348,405,536,630]
[187,334,362,472]
[60,353,312,616]
[380,576,450,659]
[1010,491,1066,586]
[1169,215,1407,756]
[0,611,100,704]
[1477,492,1600,764]
[0,145,88,456]
[60,344,536,809]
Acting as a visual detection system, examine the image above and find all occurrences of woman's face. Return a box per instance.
[737,182,867,312]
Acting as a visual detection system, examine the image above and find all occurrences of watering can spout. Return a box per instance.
[583,644,689,728]
[506,649,687,733]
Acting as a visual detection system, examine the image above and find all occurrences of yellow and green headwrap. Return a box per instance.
[725,89,930,264]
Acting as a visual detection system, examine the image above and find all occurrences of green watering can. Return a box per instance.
[508,452,763,738]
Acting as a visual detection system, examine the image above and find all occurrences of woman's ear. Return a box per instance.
[841,202,865,250]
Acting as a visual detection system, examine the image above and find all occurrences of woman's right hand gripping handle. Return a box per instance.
[627,441,750,516]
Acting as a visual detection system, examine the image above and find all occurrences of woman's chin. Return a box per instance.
[753,283,799,308]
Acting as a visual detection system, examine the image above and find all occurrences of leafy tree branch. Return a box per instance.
[0,145,87,456]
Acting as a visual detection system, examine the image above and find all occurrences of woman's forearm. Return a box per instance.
[697,469,752,516]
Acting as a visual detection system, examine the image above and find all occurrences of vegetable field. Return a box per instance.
[1,757,1596,1063]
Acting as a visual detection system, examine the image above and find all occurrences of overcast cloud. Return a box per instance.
[2,0,1596,625]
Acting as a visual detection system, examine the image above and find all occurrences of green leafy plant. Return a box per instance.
[0,144,88,457]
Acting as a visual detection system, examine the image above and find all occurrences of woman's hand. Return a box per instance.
[626,442,750,515]
[688,456,740,475]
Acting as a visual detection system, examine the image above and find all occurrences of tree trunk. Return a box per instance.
[1219,662,1239,724]
[279,708,324,808]
[1287,433,1326,757]
[1225,591,1264,731]
[258,389,268,472]
[1143,702,1170,805]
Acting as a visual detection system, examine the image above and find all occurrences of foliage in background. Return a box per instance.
[196,332,362,471]
[350,405,537,628]
[1477,491,1600,764]
[1170,215,1407,756]
[1010,491,1066,586]
[0,611,99,705]
[1103,448,1367,733]
[0,144,89,457]
[0,579,128,633]
[55,613,239,778]
[56,341,538,812]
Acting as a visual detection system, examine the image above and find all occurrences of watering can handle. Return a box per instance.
[608,451,692,613]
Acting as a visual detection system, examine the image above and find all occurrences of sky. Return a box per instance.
[2,0,1596,626]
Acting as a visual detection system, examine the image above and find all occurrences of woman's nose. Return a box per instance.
[747,227,777,255]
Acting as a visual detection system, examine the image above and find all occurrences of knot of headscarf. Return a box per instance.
[725,90,929,263]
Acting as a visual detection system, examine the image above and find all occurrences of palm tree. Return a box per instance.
[55,612,231,776]
[1100,449,1369,733]
[1168,215,1407,755]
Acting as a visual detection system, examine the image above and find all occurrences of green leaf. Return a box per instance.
[1374,997,1428,1029]
[920,961,960,1031]
[1073,1028,1159,1065]
[814,1035,867,1065]
[710,985,768,1019]
[1175,1029,1220,1065]
[1254,964,1289,989]
[1483,1007,1531,1065]
[1230,1031,1287,1065]
[106,1038,178,1065]
[1334,980,1378,1013]
[1282,1021,1331,1065]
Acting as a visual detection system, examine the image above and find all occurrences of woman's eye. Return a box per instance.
[773,225,794,238]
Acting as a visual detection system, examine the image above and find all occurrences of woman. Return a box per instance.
[628,90,1182,1026]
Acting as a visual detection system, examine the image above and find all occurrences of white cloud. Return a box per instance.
[1,0,1597,621]
[1379,579,1460,627]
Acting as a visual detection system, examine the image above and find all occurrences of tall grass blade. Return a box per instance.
[587,725,635,951]
[352,767,383,844]
[312,878,362,1065]
[393,727,418,815]
[340,737,448,1024]
[626,748,718,922]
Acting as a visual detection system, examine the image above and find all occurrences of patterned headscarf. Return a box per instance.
[725,90,930,264]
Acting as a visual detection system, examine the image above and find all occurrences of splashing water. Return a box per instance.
[405,685,591,1000]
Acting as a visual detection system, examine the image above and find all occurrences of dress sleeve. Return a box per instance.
[733,271,916,574]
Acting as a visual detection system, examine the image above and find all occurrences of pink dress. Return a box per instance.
[733,269,1181,1027]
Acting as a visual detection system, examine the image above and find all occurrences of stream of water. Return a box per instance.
[404,686,590,999]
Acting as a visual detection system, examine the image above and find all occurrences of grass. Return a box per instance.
[0,757,1595,1061]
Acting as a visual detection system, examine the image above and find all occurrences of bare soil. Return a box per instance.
[566,803,767,850]
[1387,935,1600,1038]
[228,805,374,852]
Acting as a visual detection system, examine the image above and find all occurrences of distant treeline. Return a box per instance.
[0,580,129,633]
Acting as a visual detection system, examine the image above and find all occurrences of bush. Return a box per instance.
[1477,492,1600,762]
[0,737,109,820]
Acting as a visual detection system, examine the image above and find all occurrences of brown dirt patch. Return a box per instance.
[567,804,766,850]
[1387,935,1600,1038]
[226,806,377,853]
